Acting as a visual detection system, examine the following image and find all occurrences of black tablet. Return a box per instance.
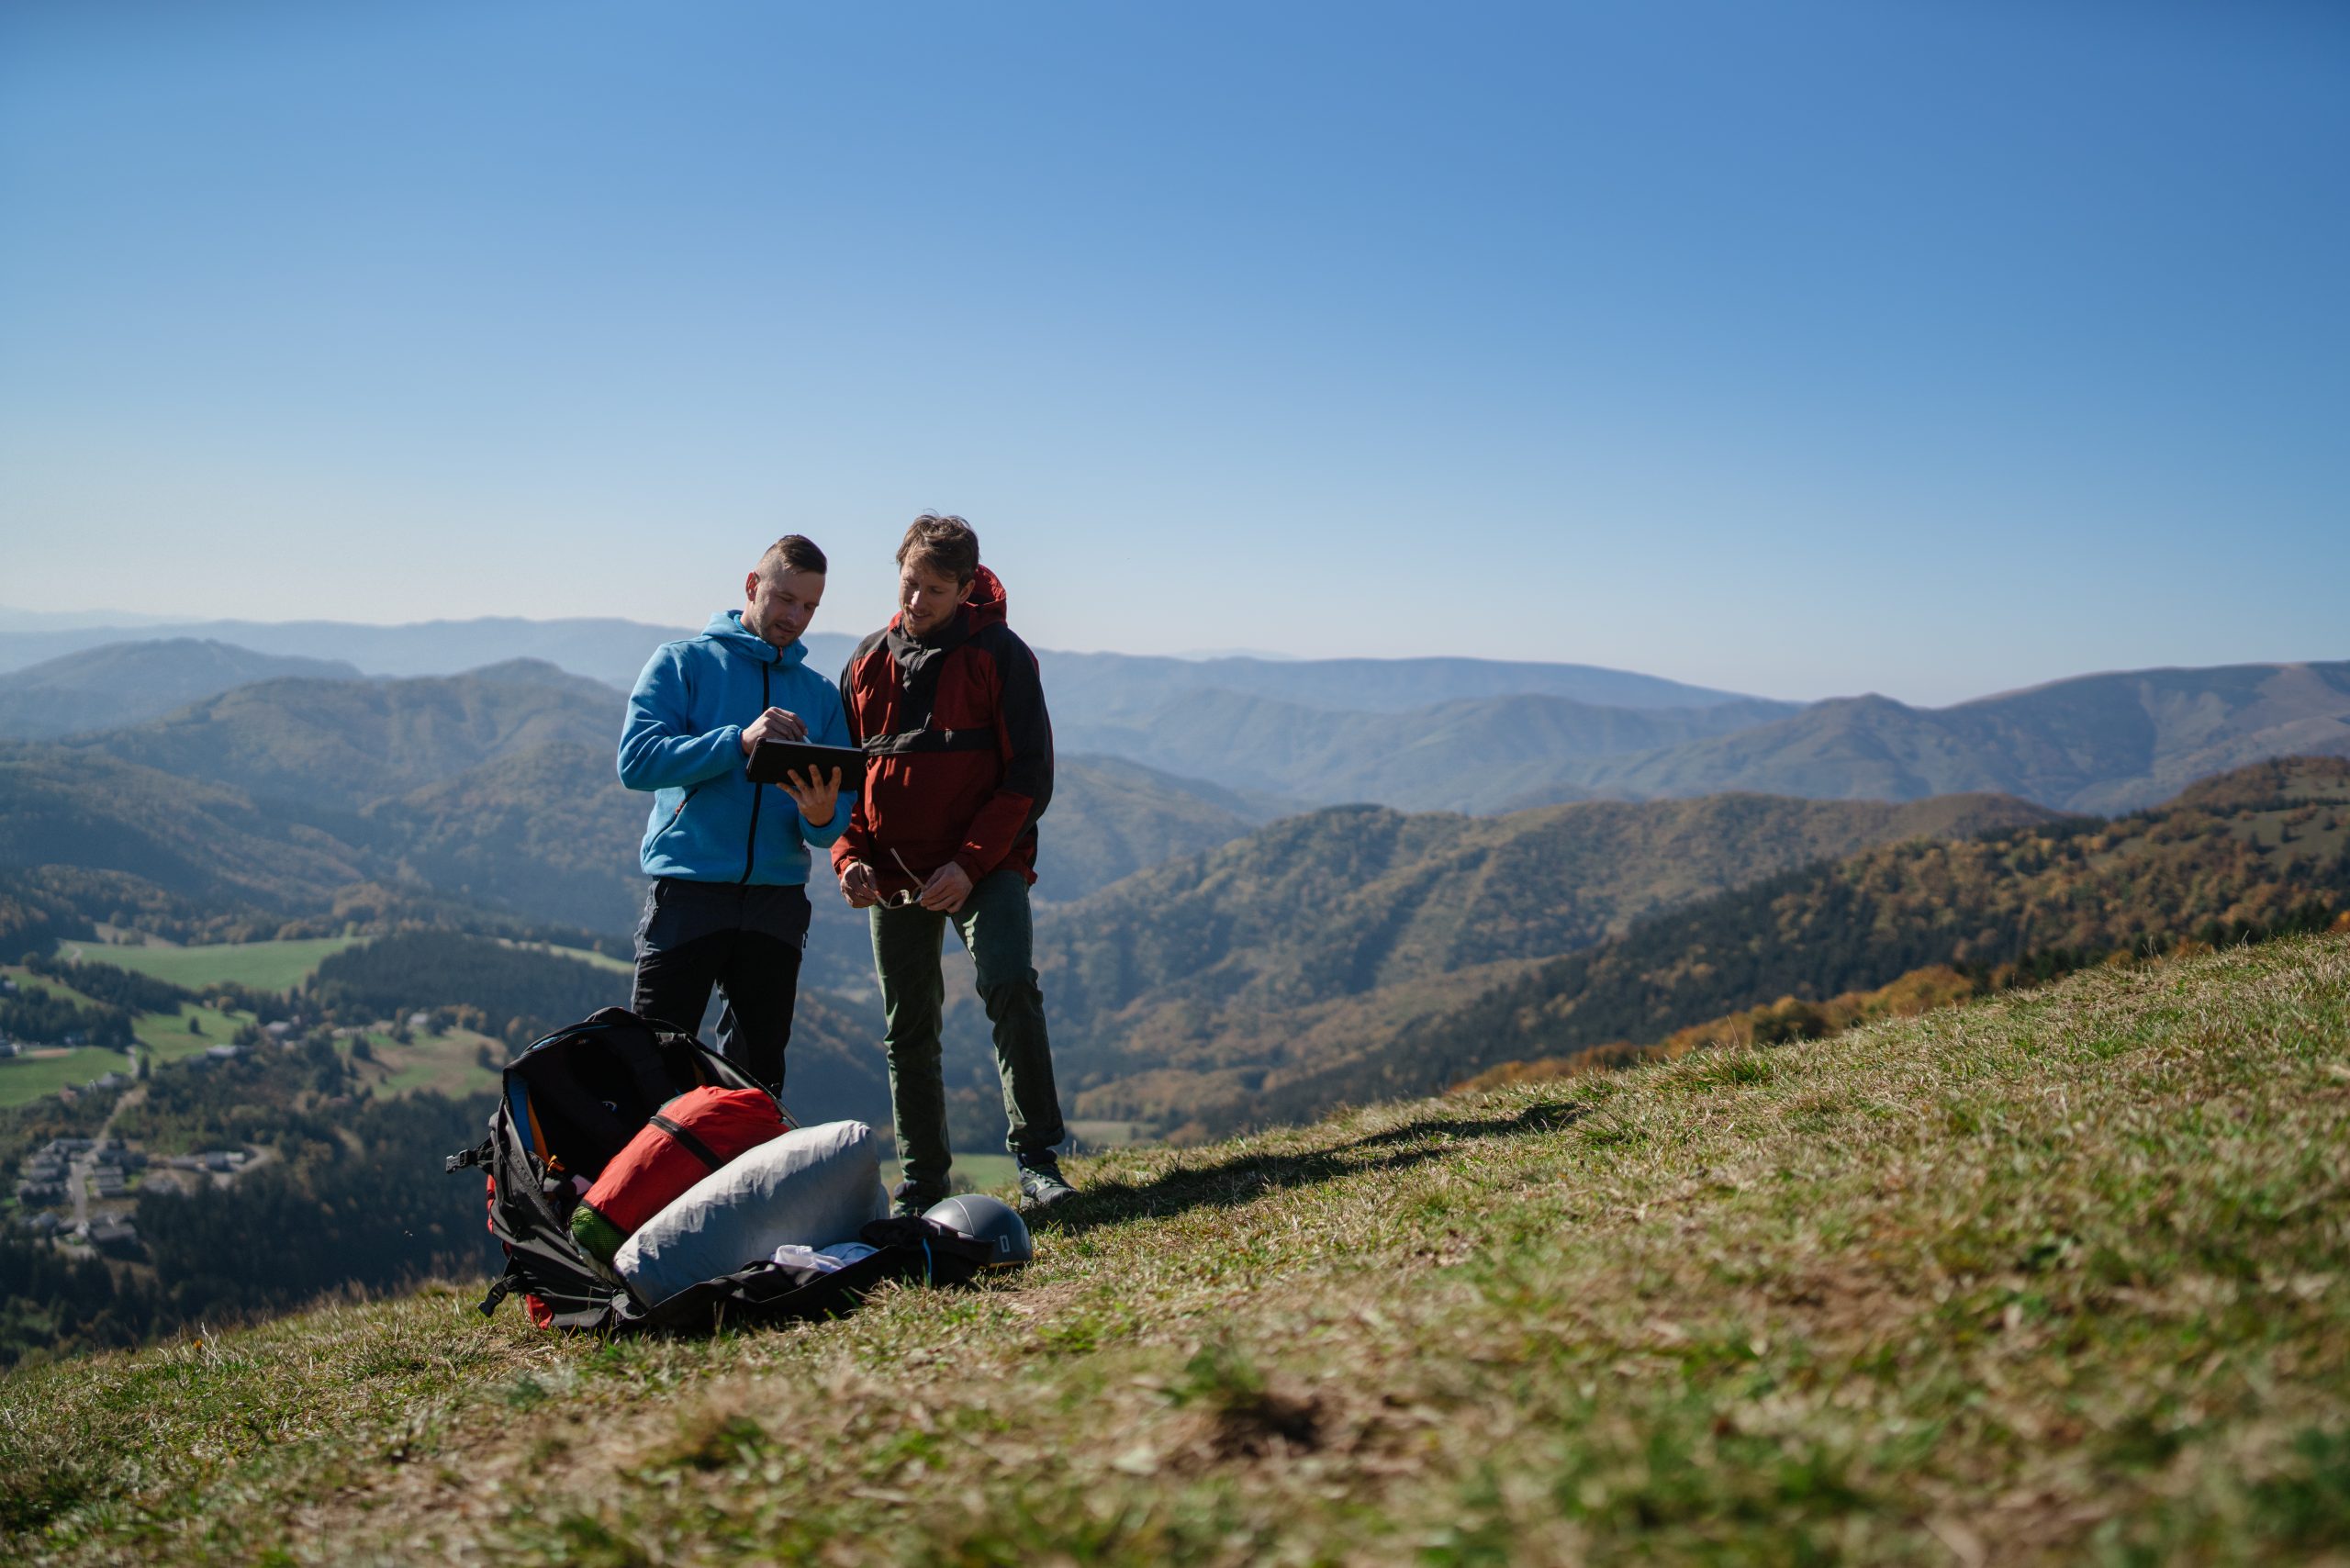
[746,739,867,787]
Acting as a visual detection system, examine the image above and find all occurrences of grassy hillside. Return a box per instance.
[4,935,2344,1563]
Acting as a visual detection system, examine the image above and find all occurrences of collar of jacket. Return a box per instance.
[701,610,805,667]
[882,563,1009,667]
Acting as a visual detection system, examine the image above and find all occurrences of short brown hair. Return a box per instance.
[758,534,827,577]
[895,513,979,587]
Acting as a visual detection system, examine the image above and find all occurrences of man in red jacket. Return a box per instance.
[834,514,1077,1214]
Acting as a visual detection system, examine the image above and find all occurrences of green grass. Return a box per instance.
[1068,1117,1152,1148]
[50,936,361,992]
[4,934,2348,1564]
[0,965,111,1014]
[129,1002,250,1066]
[366,1027,506,1099]
[0,1047,134,1107]
[880,1151,1022,1197]
[498,940,632,977]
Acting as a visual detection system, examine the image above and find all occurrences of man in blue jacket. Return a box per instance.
[617,534,853,1091]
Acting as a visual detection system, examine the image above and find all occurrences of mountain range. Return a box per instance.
[1528,660,2350,814]
[0,659,1289,984]
[7,630,2348,817]
[6,625,2347,1166]
[1058,688,1795,810]
[0,615,1754,714]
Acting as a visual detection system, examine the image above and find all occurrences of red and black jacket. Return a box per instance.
[833,566,1055,894]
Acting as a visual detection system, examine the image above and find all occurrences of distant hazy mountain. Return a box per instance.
[72,659,625,811]
[1034,649,1772,719]
[1062,689,1796,810]
[0,619,1775,718]
[0,617,786,690]
[0,639,363,740]
[1548,660,2350,813]
[0,606,183,632]
[12,655,1304,962]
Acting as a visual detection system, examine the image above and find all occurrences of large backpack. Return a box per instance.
[446,1007,990,1333]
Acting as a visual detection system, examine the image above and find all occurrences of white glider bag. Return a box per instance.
[615,1119,891,1305]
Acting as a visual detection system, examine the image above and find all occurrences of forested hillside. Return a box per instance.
[1236,756,2350,1134]
[0,1042,494,1367]
[73,660,623,811]
[1024,790,2055,1134]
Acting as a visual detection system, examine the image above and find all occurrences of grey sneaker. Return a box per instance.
[891,1178,947,1219]
[1016,1153,1078,1210]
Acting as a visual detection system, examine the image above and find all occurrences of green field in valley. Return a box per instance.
[0,1047,138,1107]
[364,1027,507,1100]
[0,954,509,1109]
[498,940,632,976]
[129,1001,249,1066]
[49,936,362,992]
[7,932,2344,1564]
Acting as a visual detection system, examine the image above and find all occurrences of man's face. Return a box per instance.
[898,561,965,637]
[744,566,824,649]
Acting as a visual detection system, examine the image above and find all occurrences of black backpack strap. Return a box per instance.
[445,1138,493,1174]
[647,1113,723,1173]
[476,1266,523,1318]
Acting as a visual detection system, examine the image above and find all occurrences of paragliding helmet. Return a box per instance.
[923,1193,1032,1269]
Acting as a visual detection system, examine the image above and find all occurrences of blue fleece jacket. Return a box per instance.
[617,610,854,884]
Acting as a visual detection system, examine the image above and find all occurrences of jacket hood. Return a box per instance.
[962,565,1008,629]
[701,610,807,666]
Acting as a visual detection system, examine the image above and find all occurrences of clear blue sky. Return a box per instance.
[3,1,2343,704]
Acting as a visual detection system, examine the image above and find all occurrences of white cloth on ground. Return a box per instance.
[768,1240,880,1274]
[614,1120,890,1305]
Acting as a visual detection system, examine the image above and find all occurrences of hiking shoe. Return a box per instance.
[1016,1153,1078,1210]
[891,1178,947,1219]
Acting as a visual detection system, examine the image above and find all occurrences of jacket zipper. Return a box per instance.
[741,661,771,884]
[649,784,700,848]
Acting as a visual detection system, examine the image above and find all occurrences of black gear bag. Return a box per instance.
[447,1007,990,1333]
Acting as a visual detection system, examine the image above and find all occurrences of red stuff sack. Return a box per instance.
[569,1087,786,1263]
